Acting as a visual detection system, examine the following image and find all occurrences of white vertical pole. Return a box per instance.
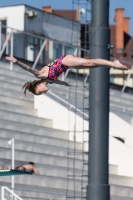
[1,187,4,200]
[6,30,9,55]
[8,138,15,200]
[10,31,13,71]
[84,72,89,83]
[12,138,15,191]
[0,21,1,50]
[62,44,65,55]
[64,48,78,80]
[62,45,65,81]
[122,64,133,93]
[110,68,113,75]
[0,32,11,59]
[32,39,47,69]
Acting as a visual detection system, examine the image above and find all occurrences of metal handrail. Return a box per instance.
[32,39,47,68]
[8,187,85,199]
[122,64,133,93]
[1,186,23,200]
[0,23,89,52]
[0,23,89,117]
[1,24,133,97]
[84,56,133,93]
[110,57,133,93]
[0,32,12,58]
[48,90,89,118]
[0,23,89,70]
[110,56,133,65]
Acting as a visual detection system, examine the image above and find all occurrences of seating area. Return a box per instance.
[0,60,133,200]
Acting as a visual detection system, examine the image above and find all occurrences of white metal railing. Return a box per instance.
[0,23,89,70]
[32,39,47,69]
[1,23,132,93]
[63,48,78,80]
[0,32,12,58]
[0,28,14,70]
[0,24,84,49]
[6,187,85,200]
[0,23,89,119]
[1,186,23,200]
[110,57,133,93]
[48,90,88,118]
[1,24,133,95]
[84,56,133,93]
[10,31,13,71]
[122,64,133,93]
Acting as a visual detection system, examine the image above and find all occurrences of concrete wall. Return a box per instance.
[109,136,133,177]
[25,5,80,44]
[34,94,133,177]
[0,5,25,31]
[0,5,80,45]
[110,112,133,149]
[34,93,89,145]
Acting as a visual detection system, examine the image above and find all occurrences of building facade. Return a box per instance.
[110,8,133,87]
[53,6,133,88]
[0,5,133,88]
[0,4,80,65]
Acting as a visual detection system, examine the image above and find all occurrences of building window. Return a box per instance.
[131,50,133,59]
[116,48,123,53]
[123,53,127,57]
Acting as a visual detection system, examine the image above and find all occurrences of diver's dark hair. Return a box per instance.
[22,80,44,96]
[28,162,34,165]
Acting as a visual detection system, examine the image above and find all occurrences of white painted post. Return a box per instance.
[8,138,15,199]
[6,31,9,55]
[32,39,47,69]
[1,186,4,200]
[122,64,133,93]
[0,32,11,59]
[62,44,65,55]
[61,45,65,81]
[10,31,14,71]
[0,21,1,50]
[12,138,15,192]
[64,48,78,80]
[1,187,23,200]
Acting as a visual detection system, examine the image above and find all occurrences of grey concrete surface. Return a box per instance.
[0,60,133,200]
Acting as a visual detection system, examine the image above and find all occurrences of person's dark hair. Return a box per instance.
[28,162,34,166]
[22,80,44,96]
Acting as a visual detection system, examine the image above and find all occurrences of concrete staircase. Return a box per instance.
[0,60,133,200]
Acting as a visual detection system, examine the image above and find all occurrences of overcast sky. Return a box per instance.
[0,0,133,35]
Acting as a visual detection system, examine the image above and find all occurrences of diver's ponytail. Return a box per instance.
[22,80,43,96]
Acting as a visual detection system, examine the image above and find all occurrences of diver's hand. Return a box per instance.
[5,55,17,63]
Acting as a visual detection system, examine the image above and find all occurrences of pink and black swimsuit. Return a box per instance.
[47,54,69,81]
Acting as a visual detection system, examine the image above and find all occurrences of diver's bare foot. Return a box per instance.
[113,60,129,70]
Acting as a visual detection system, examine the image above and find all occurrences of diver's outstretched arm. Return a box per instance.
[5,55,40,76]
[33,167,39,174]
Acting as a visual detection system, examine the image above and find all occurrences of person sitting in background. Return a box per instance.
[8,162,39,174]
[15,162,39,174]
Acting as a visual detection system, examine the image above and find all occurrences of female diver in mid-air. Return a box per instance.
[5,54,129,96]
